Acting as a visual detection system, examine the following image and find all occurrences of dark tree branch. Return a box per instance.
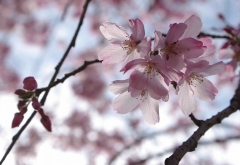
[36,59,102,94]
[0,0,92,164]
[189,113,204,127]
[130,134,240,165]
[198,32,231,39]
[151,32,231,41]
[164,80,240,165]
[108,123,192,165]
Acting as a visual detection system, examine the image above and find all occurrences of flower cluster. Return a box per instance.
[98,15,225,124]
[219,22,240,81]
[13,77,52,132]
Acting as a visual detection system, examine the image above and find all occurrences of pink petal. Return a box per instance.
[178,81,195,115]
[147,74,168,99]
[113,91,140,114]
[197,62,225,77]
[109,79,129,94]
[140,95,159,125]
[129,19,145,41]
[121,59,146,73]
[154,31,165,49]
[122,50,139,66]
[166,23,187,45]
[98,44,127,65]
[164,55,185,71]
[129,70,146,91]
[136,37,151,57]
[180,15,202,39]
[191,78,217,101]
[100,22,129,43]
[219,49,235,59]
[178,38,204,59]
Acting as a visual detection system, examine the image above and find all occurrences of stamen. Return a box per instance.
[187,75,204,87]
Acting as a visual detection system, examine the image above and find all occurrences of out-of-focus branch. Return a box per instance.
[0,0,92,164]
[108,123,192,165]
[130,135,240,165]
[151,32,231,41]
[164,80,240,165]
[198,32,231,39]
[61,0,74,21]
[36,59,102,94]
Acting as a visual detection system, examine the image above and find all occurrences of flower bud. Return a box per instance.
[41,115,52,132]
[23,77,37,91]
[32,97,41,110]
[12,113,24,128]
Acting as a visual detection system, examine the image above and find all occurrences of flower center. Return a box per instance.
[122,36,138,55]
[143,62,159,77]
[160,42,180,60]
[187,74,204,87]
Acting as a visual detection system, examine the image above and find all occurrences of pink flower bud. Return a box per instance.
[41,115,52,132]
[12,113,24,128]
[32,97,41,110]
[23,77,37,91]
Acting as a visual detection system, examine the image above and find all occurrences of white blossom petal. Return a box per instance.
[100,22,129,43]
[178,81,195,115]
[113,91,140,114]
[140,95,159,124]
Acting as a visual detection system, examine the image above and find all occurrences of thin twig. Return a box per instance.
[198,32,231,39]
[165,80,240,165]
[0,0,92,164]
[36,59,102,94]
[189,113,204,127]
[108,123,192,165]
[129,135,240,165]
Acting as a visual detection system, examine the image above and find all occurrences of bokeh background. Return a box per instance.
[0,0,240,164]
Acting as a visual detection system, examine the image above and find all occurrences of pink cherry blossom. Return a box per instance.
[109,79,162,125]
[121,54,182,86]
[154,25,205,71]
[98,19,151,65]
[177,60,225,115]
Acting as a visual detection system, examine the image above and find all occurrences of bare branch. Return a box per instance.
[189,114,204,127]
[36,59,102,94]
[164,80,240,165]
[109,123,192,165]
[130,135,240,165]
[0,0,92,164]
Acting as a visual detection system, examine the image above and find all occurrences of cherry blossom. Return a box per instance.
[109,79,162,125]
[98,19,151,65]
[155,26,205,71]
[219,45,240,80]
[177,60,225,115]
